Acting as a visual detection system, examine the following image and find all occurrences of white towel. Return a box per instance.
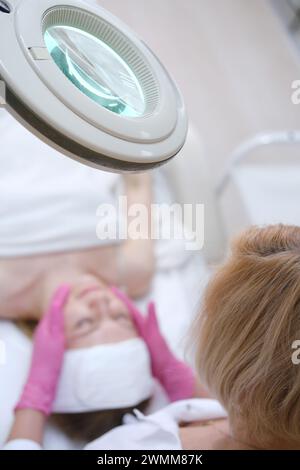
[0,109,193,269]
[0,109,119,256]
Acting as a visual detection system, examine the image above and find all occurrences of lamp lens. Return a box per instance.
[44,25,145,117]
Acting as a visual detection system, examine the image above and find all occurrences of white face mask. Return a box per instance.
[53,338,154,413]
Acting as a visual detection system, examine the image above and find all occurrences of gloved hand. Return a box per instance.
[111,286,196,402]
[15,284,70,416]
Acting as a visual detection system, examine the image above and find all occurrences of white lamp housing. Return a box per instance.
[0,0,188,171]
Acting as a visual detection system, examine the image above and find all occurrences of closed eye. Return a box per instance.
[75,317,94,329]
[113,312,133,325]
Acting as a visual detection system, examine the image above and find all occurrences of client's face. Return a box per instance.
[63,275,138,349]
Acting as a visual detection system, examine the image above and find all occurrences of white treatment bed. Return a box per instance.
[0,109,210,449]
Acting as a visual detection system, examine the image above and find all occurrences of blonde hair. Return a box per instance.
[195,224,300,448]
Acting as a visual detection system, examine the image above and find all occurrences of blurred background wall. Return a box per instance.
[96,0,300,185]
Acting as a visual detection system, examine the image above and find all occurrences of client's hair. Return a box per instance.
[15,320,150,442]
[51,400,150,442]
[194,224,300,448]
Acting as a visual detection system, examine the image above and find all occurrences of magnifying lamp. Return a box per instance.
[0,0,188,171]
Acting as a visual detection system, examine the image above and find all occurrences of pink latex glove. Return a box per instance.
[15,284,70,416]
[111,286,196,402]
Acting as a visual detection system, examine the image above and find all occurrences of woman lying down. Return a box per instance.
[4,224,300,450]
[0,148,200,444]
[0,222,182,443]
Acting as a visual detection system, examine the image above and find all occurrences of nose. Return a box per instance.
[108,295,124,316]
[87,293,108,318]
[90,292,116,319]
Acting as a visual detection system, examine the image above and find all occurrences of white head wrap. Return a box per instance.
[53,338,154,413]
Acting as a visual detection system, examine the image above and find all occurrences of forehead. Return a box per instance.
[68,323,137,349]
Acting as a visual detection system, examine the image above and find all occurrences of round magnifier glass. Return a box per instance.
[0,0,188,172]
[44,25,146,117]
